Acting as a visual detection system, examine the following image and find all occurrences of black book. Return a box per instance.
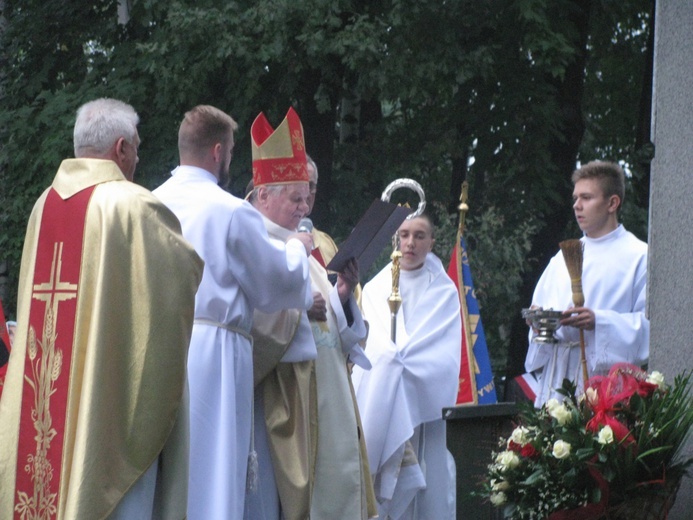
[326,199,412,275]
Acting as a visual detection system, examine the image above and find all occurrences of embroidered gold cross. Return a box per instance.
[32,242,78,321]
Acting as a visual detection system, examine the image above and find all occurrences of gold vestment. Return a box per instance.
[0,159,203,519]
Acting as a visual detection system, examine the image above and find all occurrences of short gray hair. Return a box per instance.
[73,98,139,157]
[250,183,288,203]
[306,154,318,183]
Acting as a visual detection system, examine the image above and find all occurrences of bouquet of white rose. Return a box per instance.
[482,364,693,520]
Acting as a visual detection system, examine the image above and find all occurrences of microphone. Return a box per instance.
[297,218,313,234]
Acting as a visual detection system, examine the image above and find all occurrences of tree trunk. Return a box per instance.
[297,73,339,228]
[633,0,656,211]
[505,0,593,388]
[0,0,8,306]
[359,97,384,202]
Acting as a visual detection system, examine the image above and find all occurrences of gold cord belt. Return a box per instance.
[193,318,253,345]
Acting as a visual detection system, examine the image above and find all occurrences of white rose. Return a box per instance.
[549,403,572,425]
[509,426,531,446]
[585,387,598,405]
[490,492,507,506]
[597,425,614,445]
[491,479,510,491]
[646,371,665,389]
[552,440,571,459]
[495,450,521,471]
[545,398,561,412]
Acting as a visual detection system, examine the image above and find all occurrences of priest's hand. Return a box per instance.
[561,306,595,331]
[288,232,313,256]
[308,291,327,321]
[337,258,359,304]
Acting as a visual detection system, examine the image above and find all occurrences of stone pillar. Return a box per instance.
[648,2,693,517]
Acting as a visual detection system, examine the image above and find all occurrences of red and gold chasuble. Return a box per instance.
[13,187,93,519]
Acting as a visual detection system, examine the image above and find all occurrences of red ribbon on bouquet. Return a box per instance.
[584,363,648,445]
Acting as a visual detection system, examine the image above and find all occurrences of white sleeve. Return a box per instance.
[328,286,370,369]
[228,204,311,313]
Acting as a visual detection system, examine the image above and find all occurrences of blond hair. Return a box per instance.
[178,105,238,160]
[572,161,625,209]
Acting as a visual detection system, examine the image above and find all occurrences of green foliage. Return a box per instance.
[0,0,653,352]
[464,208,539,373]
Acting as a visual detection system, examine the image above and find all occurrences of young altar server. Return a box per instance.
[353,214,461,520]
[524,160,649,407]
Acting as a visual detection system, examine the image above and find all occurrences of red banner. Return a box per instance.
[447,233,497,405]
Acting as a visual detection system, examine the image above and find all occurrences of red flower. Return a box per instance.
[508,440,522,453]
[521,443,540,460]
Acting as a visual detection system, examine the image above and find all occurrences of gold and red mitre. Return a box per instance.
[251,107,309,187]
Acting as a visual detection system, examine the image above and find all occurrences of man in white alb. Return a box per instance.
[153,105,313,520]
[524,160,649,407]
[353,214,461,520]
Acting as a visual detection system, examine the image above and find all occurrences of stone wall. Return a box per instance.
[648,2,693,518]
